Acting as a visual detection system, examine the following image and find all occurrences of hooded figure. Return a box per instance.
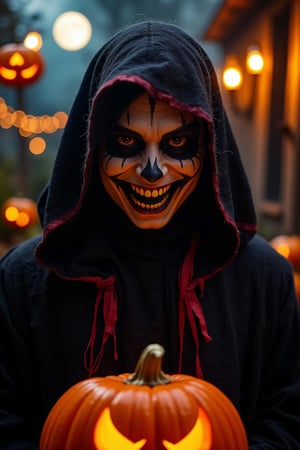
[0,21,300,449]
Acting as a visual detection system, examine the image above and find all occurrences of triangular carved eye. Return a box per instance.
[93,407,146,450]
[21,64,39,79]
[162,408,212,450]
[9,52,25,66]
[0,67,17,80]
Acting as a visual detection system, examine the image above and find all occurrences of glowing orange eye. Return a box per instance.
[94,407,146,450]
[162,407,212,450]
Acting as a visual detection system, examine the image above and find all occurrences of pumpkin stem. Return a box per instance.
[126,344,171,386]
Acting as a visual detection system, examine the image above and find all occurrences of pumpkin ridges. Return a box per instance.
[153,382,199,444]
[65,379,121,450]
[182,379,248,449]
[212,388,248,450]
[199,384,242,450]
[40,381,97,449]
[112,385,156,448]
[40,345,248,450]
[178,380,226,449]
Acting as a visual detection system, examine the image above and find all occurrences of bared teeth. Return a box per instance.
[131,184,170,198]
[131,193,169,210]
[129,183,171,210]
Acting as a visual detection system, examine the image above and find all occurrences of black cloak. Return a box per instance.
[0,21,300,449]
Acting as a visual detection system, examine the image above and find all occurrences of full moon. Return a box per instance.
[52,11,92,51]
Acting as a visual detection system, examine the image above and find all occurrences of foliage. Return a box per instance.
[0,0,41,45]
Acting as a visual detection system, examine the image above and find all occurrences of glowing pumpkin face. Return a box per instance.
[40,344,248,450]
[2,196,38,228]
[270,234,300,268]
[94,406,211,450]
[0,43,44,86]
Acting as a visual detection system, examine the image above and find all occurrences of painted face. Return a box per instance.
[99,92,205,229]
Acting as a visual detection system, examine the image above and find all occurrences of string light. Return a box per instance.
[23,32,43,52]
[0,97,68,136]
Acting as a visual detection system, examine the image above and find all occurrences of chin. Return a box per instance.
[125,209,175,229]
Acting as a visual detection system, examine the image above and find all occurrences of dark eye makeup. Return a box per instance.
[106,125,145,158]
[160,121,200,160]
[105,121,201,160]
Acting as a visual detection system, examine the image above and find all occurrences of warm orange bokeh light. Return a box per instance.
[29,136,46,155]
[54,111,68,128]
[24,32,43,51]
[0,97,68,135]
[4,206,30,227]
[16,212,30,227]
[2,197,38,228]
[223,67,242,90]
[270,235,300,267]
[0,99,8,117]
[293,272,300,303]
[4,206,19,222]
[246,49,264,74]
[274,243,290,259]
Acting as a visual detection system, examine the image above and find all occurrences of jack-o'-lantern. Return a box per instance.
[270,234,300,269]
[0,43,44,86]
[40,344,248,450]
[2,196,38,228]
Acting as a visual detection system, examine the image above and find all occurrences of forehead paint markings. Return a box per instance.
[124,95,156,128]
[148,94,156,126]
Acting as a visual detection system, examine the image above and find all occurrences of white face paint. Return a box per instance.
[99,92,205,229]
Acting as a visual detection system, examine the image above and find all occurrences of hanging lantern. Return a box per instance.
[2,197,38,228]
[0,43,44,86]
[40,344,248,450]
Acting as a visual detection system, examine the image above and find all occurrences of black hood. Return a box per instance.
[36,20,256,278]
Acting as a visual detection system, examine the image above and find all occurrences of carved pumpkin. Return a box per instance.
[40,344,248,450]
[2,196,38,228]
[270,234,300,268]
[0,43,44,86]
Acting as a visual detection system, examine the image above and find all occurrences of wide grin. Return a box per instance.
[110,175,190,215]
[130,183,171,212]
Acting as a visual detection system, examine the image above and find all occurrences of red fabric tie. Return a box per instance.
[84,276,118,377]
[178,235,212,378]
